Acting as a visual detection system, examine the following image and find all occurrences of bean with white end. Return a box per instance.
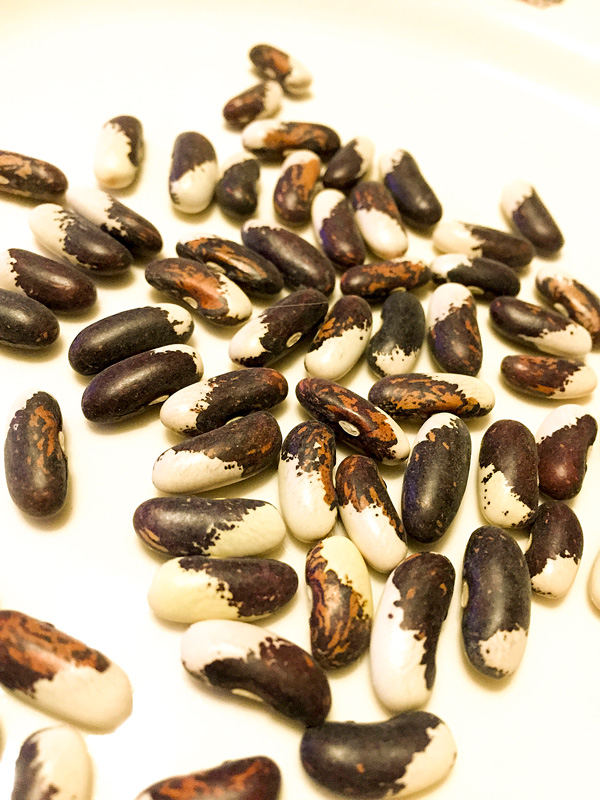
[93,114,143,189]
[370,553,455,712]
[148,556,298,623]
[296,377,410,465]
[322,136,374,191]
[181,619,331,726]
[312,188,366,268]
[0,610,132,730]
[350,180,408,259]
[0,289,59,349]
[368,372,495,422]
[134,756,281,800]
[0,149,67,201]
[427,283,482,376]
[380,149,442,227]
[430,253,520,299]
[525,502,583,598]
[68,304,194,375]
[228,288,329,367]
[242,120,340,160]
[490,296,592,357]
[433,220,534,268]
[160,367,288,436]
[461,526,531,679]
[66,186,162,256]
[215,152,261,218]
[5,390,67,518]
[145,257,252,326]
[169,132,218,214]
[536,404,597,500]
[501,179,564,254]
[11,725,93,800]
[133,496,287,557]
[300,711,456,798]
[81,344,203,424]
[278,421,337,543]
[478,419,538,528]
[28,204,132,274]
[176,233,283,296]
[0,248,97,312]
[340,258,431,301]
[367,290,425,377]
[501,354,598,399]
[535,265,600,348]
[402,413,471,544]
[306,537,373,670]
[305,295,372,381]
[241,219,335,294]
[222,80,283,127]
[249,43,312,95]
[336,455,407,573]
[273,150,322,226]
[152,411,281,494]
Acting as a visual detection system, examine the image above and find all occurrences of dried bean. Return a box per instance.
[94,115,143,189]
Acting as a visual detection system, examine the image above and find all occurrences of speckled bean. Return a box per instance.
[500,354,597,399]
[340,259,431,301]
[249,43,312,95]
[367,290,425,377]
[273,150,321,226]
[242,120,340,160]
[536,404,597,500]
[535,265,600,347]
[0,149,67,201]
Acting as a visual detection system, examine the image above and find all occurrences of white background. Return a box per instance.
[0,0,598,797]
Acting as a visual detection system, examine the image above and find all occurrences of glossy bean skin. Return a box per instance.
[241,220,335,294]
[169,132,218,214]
[427,284,482,376]
[145,257,252,326]
[311,188,366,268]
[160,367,288,436]
[340,259,431,301]
[177,233,283,296]
[11,725,93,800]
[300,711,456,798]
[66,186,163,256]
[94,115,143,189]
[370,553,455,711]
[430,253,520,299]
[81,344,203,424]
[305,295,372,381]
[0,610,132,730]
[336,455,407,573]
[367,290,425,377]
[296,377,409,464]
[278,421,337,542]
[215,153,261,218]
[401,413,471,543]
[223,80,283,127]
[306,537,373,669]
[134,756,281,800]
[133,496,286,557]
[0,289,60,348]
[28,204,133,274]
[0,248,96,312]
[152,412,282,494]
[322,136,374,191]
[461,527,531,679]
[242,120,340,160]
[433,220,534,268]
[5,391,67,518]
[0,149,67,200]
[368,372,495,422]
[489,296,592,357]
[181,619,331,726]
[500,354,598,399]
[535,265,600,347]
[228,288,329,367]
[68,304,194,375]
[249,43,312,95]
[350,180,408,259]
[380,149,442,227]
[536,404,597,500]
[525,502,583,598]
[273,150,321,226]
[148,555,298,623]
[478,419,538,528]
[501,179,564,254]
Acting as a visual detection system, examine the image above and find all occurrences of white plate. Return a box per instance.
[0,0,599,797]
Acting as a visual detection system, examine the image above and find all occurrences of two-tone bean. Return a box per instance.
[0,149,67,201]
[169,132,218,214]
[427,283,482,375]
[350,180,408,258]
[304,295,372,380]
[367,290,425,377]
[535,265,600,347]
[242,120,340,160]
[311,188,366,268]
[273,150,321,226]
[525,502,583,598]
[322,136,374,190]
[501,355,598,399]
[430,253,521,299]
[433,220,534,268]
[249,43,312,95]
[380,149,442,227]
[340,259,431,300]
[222,80,283,127]
[94,115,143,189]
[501,179,564,254]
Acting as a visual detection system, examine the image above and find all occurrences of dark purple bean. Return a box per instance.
[0,289,59,348]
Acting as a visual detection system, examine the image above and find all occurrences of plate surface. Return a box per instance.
[0,1,599,798]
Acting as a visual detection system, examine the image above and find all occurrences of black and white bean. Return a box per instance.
[311,188,366,268]
[350,180,408,259]
[304,295,372,380]
[249,43,312,95]
[379,149,442,227]
[535,265,600,348]
[433,220,535,268]
[501,179,564,254]
[215,152,261,218]
[536,404,597,500]
[367,290,425,377]
[430,253,521,299]
[273,149,322,226]
[93,115,143,189]
[427,283,482,376]
[525,501,583,598]
[501,354,598,399]
[222,80,283,127]
[0,289,60,348]
[169,132,218,214]
[322,136,374,191]
[242,120,340,160]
